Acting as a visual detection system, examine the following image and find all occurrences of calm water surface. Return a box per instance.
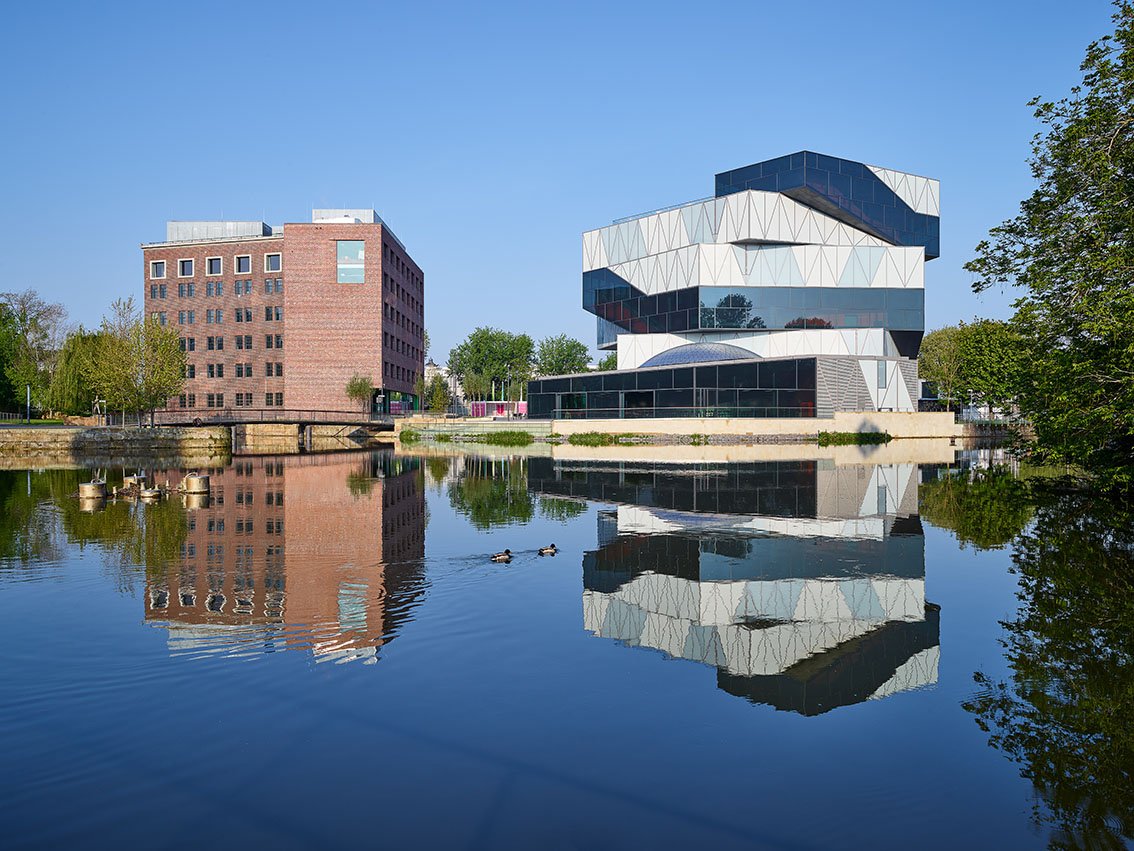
[0,448,1130,849]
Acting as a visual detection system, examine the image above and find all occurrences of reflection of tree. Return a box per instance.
[785,316,833,329]
[963,490,1134,847]
[447,457,533,529]
[0,469,78,563]
[700,293,767,329]
[426,457,451,489]
[0,468,189,594]
[538,496,587,523]
[919,468,1034,550]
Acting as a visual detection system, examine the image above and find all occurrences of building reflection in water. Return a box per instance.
[144,451,426,665]
[530,459,939,715]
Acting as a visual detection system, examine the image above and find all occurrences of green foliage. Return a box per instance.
[538,496,587,522]
[425,374,452,412]
[447,327,534,400]
[816,431,893,446]
[476,430,534,447]
[919,326,964,404]
[47,330,101,415]
[567,431,615,446]
[0,468,187,572]
[596,351,618,371]
[963,487,1134,845]
[425,456,451,487]
[345,373,374,410]
[0,290,68,413]
[399,428,420,444]
[447,457,533,528]
[535,334,590,376]
[432,433,452,442]
[965,2,1134,488]
[82,298,185,421]
[919,468,1035,550]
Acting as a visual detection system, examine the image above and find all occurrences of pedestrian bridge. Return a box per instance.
[153,408,395,431]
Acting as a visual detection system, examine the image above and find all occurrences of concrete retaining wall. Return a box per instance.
[546,411,961,439]
[0,426,231,462]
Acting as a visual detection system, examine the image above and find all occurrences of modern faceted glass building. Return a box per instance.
[528,152,939,419]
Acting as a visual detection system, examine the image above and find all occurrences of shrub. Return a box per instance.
[817,430,893,446]
[433,433,452,443]
[478,430,534,446]
[567,432,615,446]
[399,428,420,444]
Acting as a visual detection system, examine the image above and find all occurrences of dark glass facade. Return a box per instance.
[714,151,940,259]
[527,357,816,419]
[584,268,923,334]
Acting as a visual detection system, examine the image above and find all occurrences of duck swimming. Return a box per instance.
[490,549,512,563]
[538,544,558,556]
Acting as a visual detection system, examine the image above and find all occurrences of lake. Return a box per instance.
[0,446,1130,849]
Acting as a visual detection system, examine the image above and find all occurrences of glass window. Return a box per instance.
[337,240,365,283]
[236,255,251,274]
[206,257,222,276]
[265,253,281,272]
[178,259,193,277]
[150,260,166,279]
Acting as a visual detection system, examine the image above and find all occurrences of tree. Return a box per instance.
[47,330,101,416]
[425,374,451,412]
[134,317,185,420]
[965,1,1134,488]
[0,289,68,413]
[596,351,618,371]
[447,327,534,400]
[955,319,1025,412]
[345,374,374,413]
[535,334,590,376]
[81,298,184,424]
[919,326,964,406]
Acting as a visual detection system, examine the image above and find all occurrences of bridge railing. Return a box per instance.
[152,408,395,426]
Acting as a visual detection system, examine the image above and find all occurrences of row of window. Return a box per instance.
[151,278,284,299]
[383,303,423,341]
[175,307,282,325]
[384,362,417,384]
[383,272,424,319]
[151,255,281,280]
[181,335,258,351]
[177,392,285,408]
[384,243,422,292]
[183,362,283,379]
[383,331,422,361]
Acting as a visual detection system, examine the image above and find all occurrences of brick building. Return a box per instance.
[142,209,425,415]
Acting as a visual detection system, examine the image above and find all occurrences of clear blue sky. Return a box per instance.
[0,0,1116,362]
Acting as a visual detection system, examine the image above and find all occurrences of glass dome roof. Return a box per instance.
[640,342,758,368]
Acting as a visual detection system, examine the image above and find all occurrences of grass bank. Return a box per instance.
[816,431,893,446]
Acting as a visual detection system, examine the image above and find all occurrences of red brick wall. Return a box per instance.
[142,219,425,415]
[283,223,424,412]
[142,237,285,411]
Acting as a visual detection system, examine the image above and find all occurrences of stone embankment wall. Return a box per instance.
[547,411,963,440]
[0,426,230,466]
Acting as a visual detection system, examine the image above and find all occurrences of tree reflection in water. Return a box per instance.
[919,466,1034,550]
[0,468,188,592]
[953,479,1134,848]
[447,456,534,528]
